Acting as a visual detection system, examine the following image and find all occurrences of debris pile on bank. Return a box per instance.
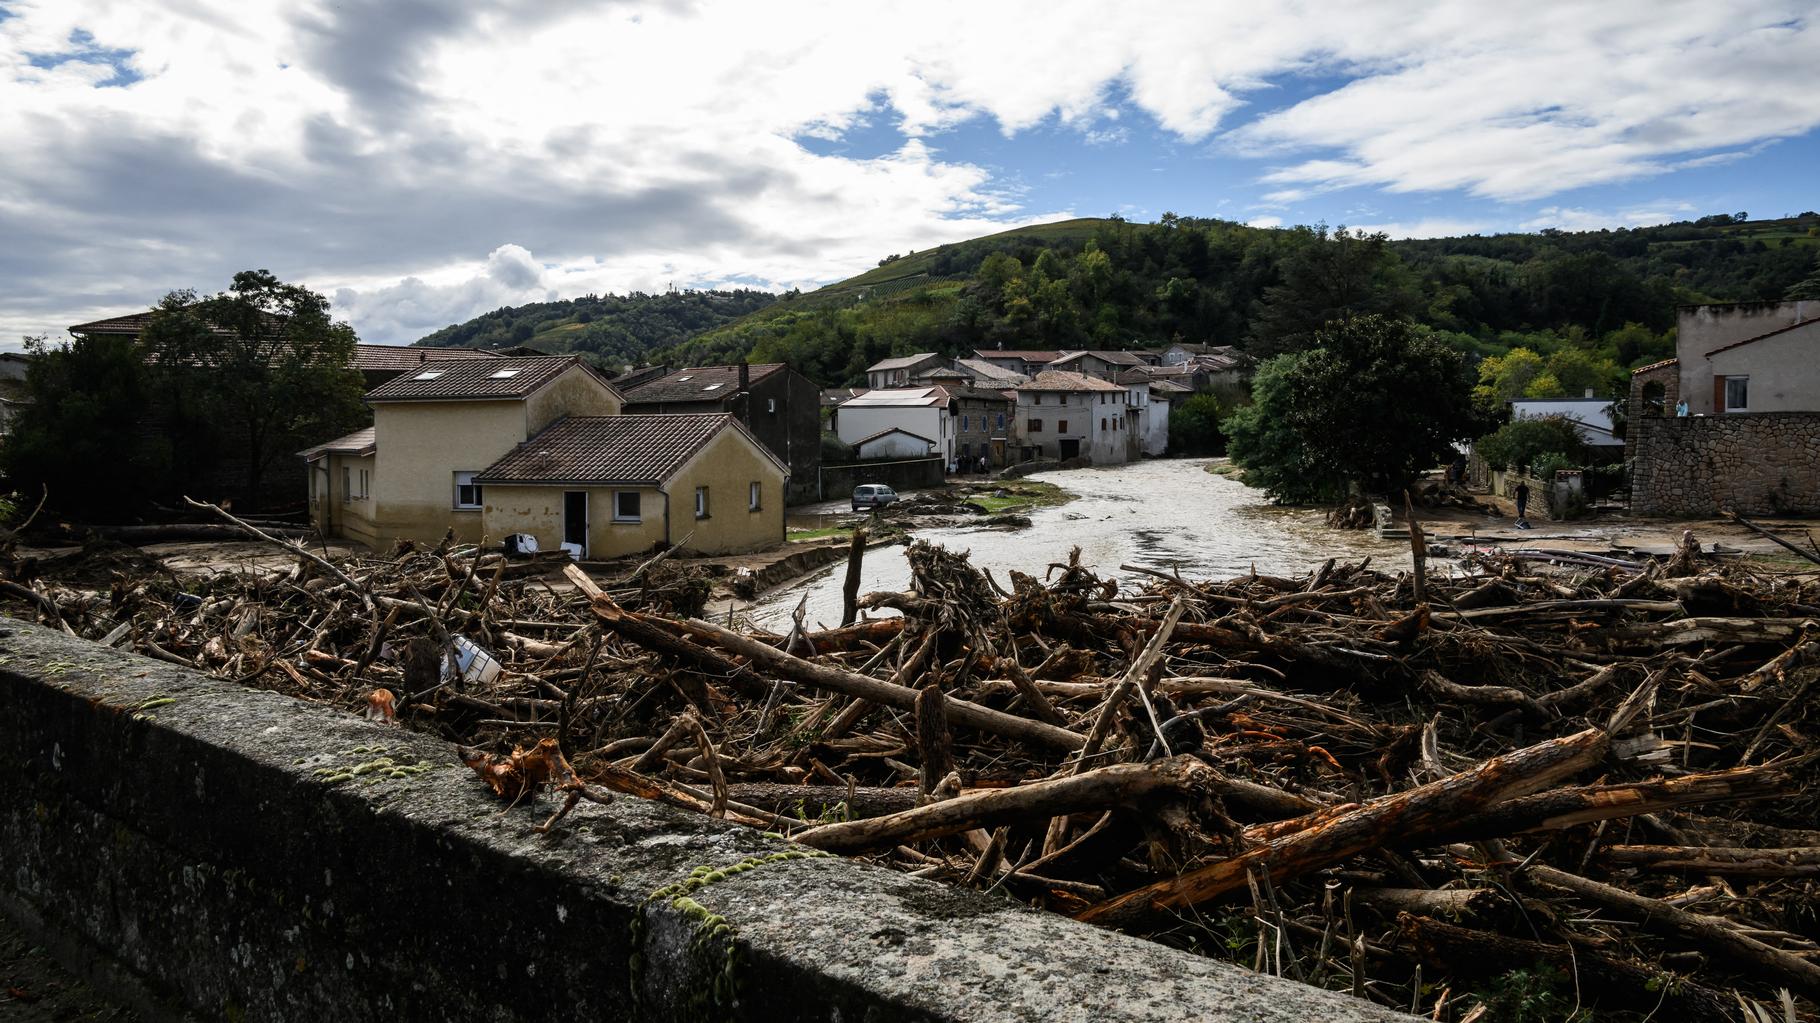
[3,519,1817,1021]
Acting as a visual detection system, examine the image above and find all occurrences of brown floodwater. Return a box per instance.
[747,459,1414,631]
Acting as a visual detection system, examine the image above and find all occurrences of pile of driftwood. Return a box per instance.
[4,511,1818,1021]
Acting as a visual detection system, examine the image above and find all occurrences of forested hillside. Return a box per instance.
[662,212,1820,388]
[415,212,1820,390]
[413,289,776,365]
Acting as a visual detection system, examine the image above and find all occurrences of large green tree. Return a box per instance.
[139,270,368,506]
[2,333,173,521]
[1225,315,1478,502]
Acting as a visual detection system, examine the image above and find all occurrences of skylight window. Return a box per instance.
[703,382,723,390]
[413,370,445,380]
[489,368,523,379]
[677,375,694,381]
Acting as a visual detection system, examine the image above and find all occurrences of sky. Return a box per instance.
[2,1,1818,346]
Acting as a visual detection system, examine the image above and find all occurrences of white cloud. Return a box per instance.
[1519,202,1700,232]
[1346,218,1490,239]
[1,1,1816,341]
[1245,215,1283,229]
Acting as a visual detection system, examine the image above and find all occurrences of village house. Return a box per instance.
[952,357,1027,387]
[474,413,786,558]
[1049,350,1146,381]
[1009,371,1129,464]
[1145,378,1191,456]
[619,362,820,505]
[971,349,1060,378]
[834,387,955,464]
[864,353,946,389]
[852,427,937,460]
[1627,300,1820,515]
[302,356,622,547]
[946,384,1016,468]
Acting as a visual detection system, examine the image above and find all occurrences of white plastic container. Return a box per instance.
[446,636,502,687]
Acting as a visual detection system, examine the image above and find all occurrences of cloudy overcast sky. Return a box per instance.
[3,1,1818,345]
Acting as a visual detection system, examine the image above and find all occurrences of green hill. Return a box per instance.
[414,210,1820,387]
[411,289,777,367]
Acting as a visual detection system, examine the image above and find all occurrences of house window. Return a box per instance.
[342,465,351,505]
[358,469,370,499]
[767,398,777,413]
[1724,376,1750,412]
[996,413,1006,430]
[1058,420,1069,433]
[1028,419,1043,432]
[1101,417,1107,430]
[614,491,641,522]
[695,486,710,519]
[1034,394,1043,405]
[961,415,970,432]
[748,481,761,511]
[454,471,482,509]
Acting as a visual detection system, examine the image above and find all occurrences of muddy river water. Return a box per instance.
[748,459,1414,630]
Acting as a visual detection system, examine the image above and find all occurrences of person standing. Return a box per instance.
[1514,481,1531,528]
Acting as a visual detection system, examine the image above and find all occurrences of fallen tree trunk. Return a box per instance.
[794,756,1215,853]
[1597,844,1820,877]
[1077,724,1612,927]
[1429,764,1791,843]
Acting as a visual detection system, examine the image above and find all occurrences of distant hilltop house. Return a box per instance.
[1627,300,1820,515]
[619,362,820,505]
[301,355,790,557]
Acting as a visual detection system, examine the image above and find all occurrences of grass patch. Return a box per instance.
[1204,459,1254,486]
[961,480,1074,513]
[786,526,854,543]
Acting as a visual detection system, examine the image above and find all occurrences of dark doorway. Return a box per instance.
[563,491,588,554]
[1059,438,1081,459]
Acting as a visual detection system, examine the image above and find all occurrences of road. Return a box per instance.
[749,459,1412,630]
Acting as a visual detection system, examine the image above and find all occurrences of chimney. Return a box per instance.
[738,361,750,392]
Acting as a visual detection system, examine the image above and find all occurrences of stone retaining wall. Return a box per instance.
[1629,412,1820,516]
[0,621,1410,1023]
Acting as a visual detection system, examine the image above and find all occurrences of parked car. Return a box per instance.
[851,484,899,512]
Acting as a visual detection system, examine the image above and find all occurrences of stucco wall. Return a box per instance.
[1707,320,1820,413]
[315,452,378,548]
[525,366,622,432]
[1677,301,1820,413]
[483,485,666,559]
[667,428,787,554]
[372,401,526,544]
[836,406,943,459]
[856,432,934,460]
[1630,411,1820,515]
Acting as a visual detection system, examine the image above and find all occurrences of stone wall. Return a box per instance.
[1630,412,1820,516]
[0,620,1412,1023]
[816,456,944,500]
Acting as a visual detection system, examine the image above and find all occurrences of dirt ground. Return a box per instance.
[0,921,136,1023]
[1417,493,1820,564]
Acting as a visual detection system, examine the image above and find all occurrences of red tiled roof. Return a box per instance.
[621,363,784,404]
[1014,370,1127,393]
[67,312,158,335]
[973,349,1060,362]
[475,414,784,485]
[365,356,604,402]
[1630,357,1680,375]
[1702,317,1820,359]
[353,344,500,371]
[1053,350,1145,367]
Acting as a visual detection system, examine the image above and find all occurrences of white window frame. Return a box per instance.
[453,471,483,510]
[358,468,370,500]
[613,490,642,523]
[695,485,710,519]
[1723,375,1750,413]
[748,481,761,511]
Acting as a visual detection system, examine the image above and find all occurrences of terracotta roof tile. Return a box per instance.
[476,414,780,485]
[1014,370,1127,393]
[621,364,783,404]
[1630,357,1680,375]
[866,353,943,372]
[352,344,500,371]
[298,427,376,460]
[364,356,597,402]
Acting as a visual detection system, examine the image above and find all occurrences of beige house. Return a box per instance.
[303,356,622,545]
[476,414,787,558]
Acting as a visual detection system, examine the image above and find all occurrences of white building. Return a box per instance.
[1145,379,1191,456]
[863,354,946,390]
[1510,397,1624,449]
[836,387,955,463]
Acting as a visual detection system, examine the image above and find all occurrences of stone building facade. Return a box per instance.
[1628,412,1820,516]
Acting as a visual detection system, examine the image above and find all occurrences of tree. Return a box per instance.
[1473,347,1547,406]
[1225,315,1477,503]
[1475,416,1586,473]
[1248,226,1419,356]
[1167,393,1234,456]
[2,334,173,521]
[140,270,368,506]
